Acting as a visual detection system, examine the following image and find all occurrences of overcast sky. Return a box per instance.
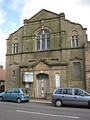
[0,0,90,68]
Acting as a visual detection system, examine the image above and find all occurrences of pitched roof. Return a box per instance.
[0,65,5,81]
[24,9,59,23]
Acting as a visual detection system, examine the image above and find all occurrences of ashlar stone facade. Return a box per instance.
[5,9,90,99]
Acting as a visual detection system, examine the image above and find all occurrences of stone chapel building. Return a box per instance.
[5,9,90,99]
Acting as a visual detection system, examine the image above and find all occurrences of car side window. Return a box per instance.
[74,89,83,96]
[55,89,62,94]
[68,89,72,95]
[62,89,67,94]
[62,89,72,95]
[6,89,13,93]
[83,92,89,96]
[13,89,20,93]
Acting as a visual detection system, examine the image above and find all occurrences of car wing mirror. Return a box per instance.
[81,94,84,96]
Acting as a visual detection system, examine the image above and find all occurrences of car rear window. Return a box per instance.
[55,89,62,94]
[22,89,29,94]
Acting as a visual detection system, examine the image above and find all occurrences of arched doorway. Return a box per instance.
[36,73,49,98]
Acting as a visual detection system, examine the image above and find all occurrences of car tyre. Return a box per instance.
[17,98,21,103]
[55,100,63,107]
[0,96,3,101]
[88,101,90,108]
[26,100,29,102]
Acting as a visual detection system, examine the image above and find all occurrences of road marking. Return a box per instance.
[16,110,79,119]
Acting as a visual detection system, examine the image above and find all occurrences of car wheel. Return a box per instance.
[88,101,90,108]
[55,100,63,107]
[17,98,21,103]
[0,96,3,101]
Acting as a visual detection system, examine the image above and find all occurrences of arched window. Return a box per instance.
[55,74,60,88]
[36,29,50,50]
[12,43,18,53]
[36,73,49,80]
[71,30,78,48]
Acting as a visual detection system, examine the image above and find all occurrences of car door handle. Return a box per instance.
[74,97,76,98]
[62,96,64,97]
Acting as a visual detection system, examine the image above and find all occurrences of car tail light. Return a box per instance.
[21,94,24,97]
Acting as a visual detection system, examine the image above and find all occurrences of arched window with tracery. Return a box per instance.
[36,29,50,50]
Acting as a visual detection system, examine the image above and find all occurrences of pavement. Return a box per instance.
[30,99,51,104]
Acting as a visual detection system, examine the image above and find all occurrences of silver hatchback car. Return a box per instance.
[52,88,90,108]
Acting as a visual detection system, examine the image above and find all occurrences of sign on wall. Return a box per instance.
[23,72,33,82]
[25,83,29,88]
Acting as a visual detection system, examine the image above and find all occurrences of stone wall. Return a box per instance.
[5,9,88,97]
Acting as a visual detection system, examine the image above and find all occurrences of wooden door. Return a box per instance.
[36,74,49,98]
